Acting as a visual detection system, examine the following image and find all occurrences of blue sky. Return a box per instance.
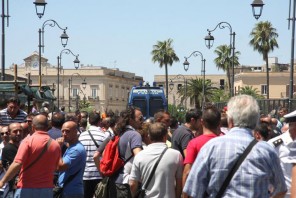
[6,0,288,84]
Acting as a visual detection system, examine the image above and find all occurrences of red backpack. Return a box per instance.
[99,136,133,177]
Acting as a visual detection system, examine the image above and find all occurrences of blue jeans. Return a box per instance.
[13,188,52,198]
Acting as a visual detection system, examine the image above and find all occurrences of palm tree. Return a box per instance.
[238,86,264,99]
[178,78,217,109]
[214,45,240,95]
[250,21,279,99]
[151,39,179,102]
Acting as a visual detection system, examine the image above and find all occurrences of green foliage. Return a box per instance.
[210,89,230,103]
[168,104,185,123]
[177,77,218,109]
[151,38,179,98]
[214,44,240,96]
[79,99,91,111]
[238,86,264,99]
[249,21,279,99]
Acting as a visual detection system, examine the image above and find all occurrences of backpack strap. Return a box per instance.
[216,139,258,198]
[142,147,168,190]
[87,130,99,148]
[22,138,52,172]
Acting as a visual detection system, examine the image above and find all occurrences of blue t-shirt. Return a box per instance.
[58,141,86,196]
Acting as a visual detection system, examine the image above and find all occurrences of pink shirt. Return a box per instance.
[184,133,217,165]
[14,131,61,188]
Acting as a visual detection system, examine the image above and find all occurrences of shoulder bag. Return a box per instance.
[215,139,258,198]
[87,130,99,148]
[53,168,81,198]
[135,147,168,198]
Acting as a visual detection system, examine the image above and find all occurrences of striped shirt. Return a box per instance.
[184,127,287,198]
[0,108,27,126]
[78,125,109,180]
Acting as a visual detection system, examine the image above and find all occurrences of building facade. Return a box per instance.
[5,52,143,113]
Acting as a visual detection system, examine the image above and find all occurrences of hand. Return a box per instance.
[0,180,4,188]
[56,137,64,147]
[93,151,101,160]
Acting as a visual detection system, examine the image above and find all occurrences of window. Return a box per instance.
[261,85,267,95]
[177,84,182,90]
[73,88,78,97]
[91,88,97,98]
[109,85,113,98]
[122,87,125,98]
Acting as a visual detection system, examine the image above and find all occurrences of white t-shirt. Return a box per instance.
[130,142,183,198]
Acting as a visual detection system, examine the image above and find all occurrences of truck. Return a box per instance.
[128,85,167,120]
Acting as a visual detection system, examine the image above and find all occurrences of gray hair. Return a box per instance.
[227,95,259,130]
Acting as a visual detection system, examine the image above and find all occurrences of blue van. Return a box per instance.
[128,86,167,120]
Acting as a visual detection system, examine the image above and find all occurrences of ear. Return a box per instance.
[228,118,234,129]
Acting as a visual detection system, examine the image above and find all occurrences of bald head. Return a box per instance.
[32,115,49,131]
[62,121,78,145]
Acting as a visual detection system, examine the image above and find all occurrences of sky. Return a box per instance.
[5,0,289,84]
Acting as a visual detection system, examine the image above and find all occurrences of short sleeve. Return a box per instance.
[14,140,30,164]
[129,155,141,182]
[130,132,142,150]
[63,148,81,167]
[176,153,184,179]
[180,132,193,151]
[184,139,197,164]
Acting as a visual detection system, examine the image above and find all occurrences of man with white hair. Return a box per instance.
[183,95,287,198]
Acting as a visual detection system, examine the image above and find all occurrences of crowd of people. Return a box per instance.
[0,95,294,197]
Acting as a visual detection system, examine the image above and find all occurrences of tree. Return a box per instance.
[214,45,240,96]
[238,86,264,99]
[151,39,179,102]
[178,78,218,109]
[250,21,279,99]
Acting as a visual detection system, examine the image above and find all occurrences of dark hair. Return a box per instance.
[220,114,228,128]
[89,112,101,125]
[202,105,221,130]
[51,112,65,128]
[65,112,79,123]
[115,106,139,135]
[80,111,89,119]
[154,110,170,122]
[148,122,167,142]
[7,97,20,106]
[185,109,202,123]
[170,116,179,129]
[109,115,118,128]
[80,118,88,129]
[255,122,270,141]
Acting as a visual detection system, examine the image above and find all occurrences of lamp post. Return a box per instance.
[68,73,87,112]
[38,19,69,90]
[183,51,206,111]
[169,74,187,110]
[205,22,236,97]
[252,1,295,110]
[57,49,80,110]
[33,0,47,19]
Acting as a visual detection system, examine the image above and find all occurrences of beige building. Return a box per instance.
[5,52,143,113]
[154,74,227,109]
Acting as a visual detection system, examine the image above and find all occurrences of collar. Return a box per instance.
[228,127,253,137]
[126,125,136,131]
[147,142,167,148]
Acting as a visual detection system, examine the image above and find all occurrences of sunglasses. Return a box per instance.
[26,120,32,123]
[1,132,9,136]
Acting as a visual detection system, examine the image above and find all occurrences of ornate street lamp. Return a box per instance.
[205,22,236,97]
[33,0,47,19]
[38,19,69,90]
[251,0,264,20]
[183,51,206,111]
[57,49,80,110]
[68,73,87,112]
